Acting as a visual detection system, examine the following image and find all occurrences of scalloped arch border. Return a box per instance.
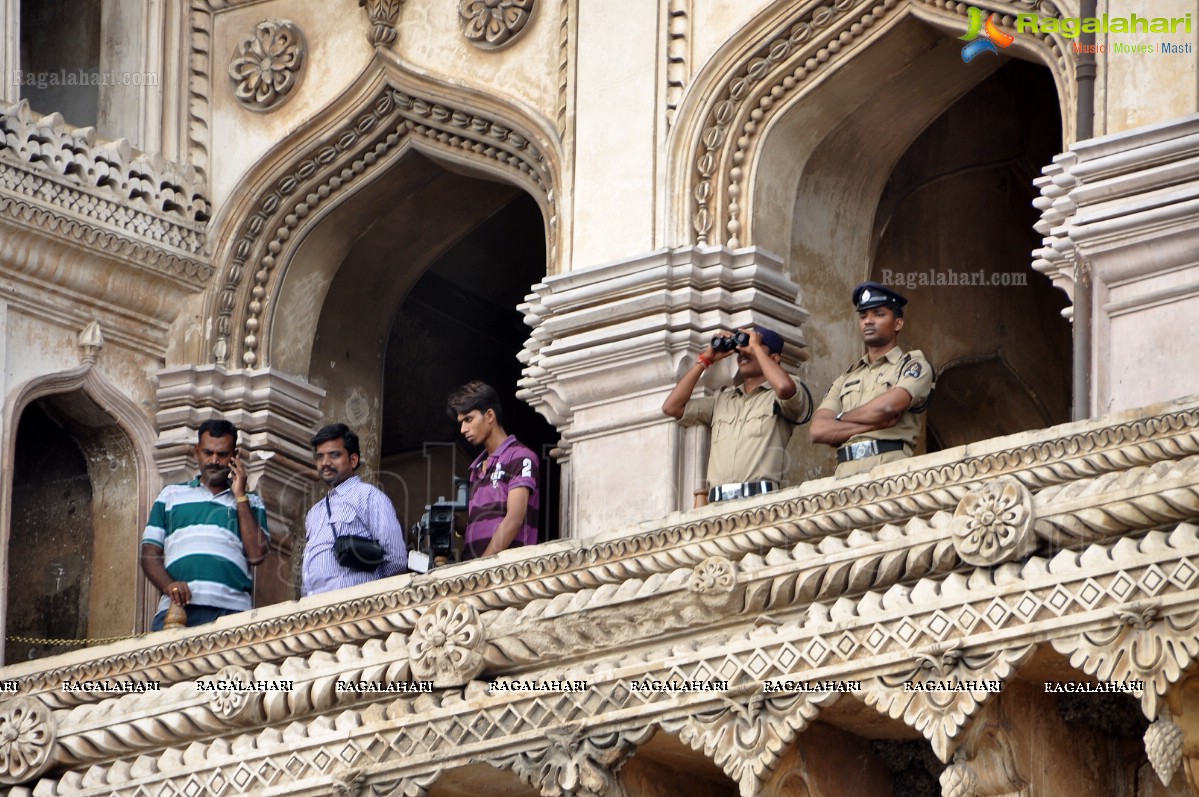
[202,54,563,368]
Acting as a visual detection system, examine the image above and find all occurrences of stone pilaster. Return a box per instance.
[153,365,325,604]
[1033,114,1199,417]
[518,245,808,535]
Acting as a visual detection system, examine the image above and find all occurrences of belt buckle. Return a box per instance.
[851,441,878,460]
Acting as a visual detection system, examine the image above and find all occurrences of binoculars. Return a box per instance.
[711,331,750,352]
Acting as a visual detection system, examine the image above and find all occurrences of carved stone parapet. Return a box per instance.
[0,99,210,225]
[9,399,1199,714]
[1031,453,1199,548]
[482,558,746,669]
[460,0,535,50]
[951,477,1035,566]
[228,20,306,112]
[19,511,1199,793]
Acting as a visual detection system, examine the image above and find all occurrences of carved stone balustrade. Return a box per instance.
[3,397,1199,795]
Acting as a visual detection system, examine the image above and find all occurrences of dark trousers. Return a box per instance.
[150,604,239,631]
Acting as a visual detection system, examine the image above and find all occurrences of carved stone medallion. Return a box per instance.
[0,697,57,785]
[951,476,1035,566]
[228,20,306,112]
[460,0,535,50]
[407,598,486,686]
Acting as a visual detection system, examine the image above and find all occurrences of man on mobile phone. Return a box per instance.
[140,419,269,630]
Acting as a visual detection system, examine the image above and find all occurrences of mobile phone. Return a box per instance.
[227,449,240,484]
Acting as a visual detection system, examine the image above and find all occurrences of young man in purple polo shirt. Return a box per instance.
[447,381,540,560]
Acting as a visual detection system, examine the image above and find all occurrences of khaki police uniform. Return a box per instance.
[818,346,933,477]
[682,382,812,487]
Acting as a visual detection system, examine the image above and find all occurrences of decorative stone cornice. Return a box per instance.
[864,643,1035,761]
[0,100,209,225]
[518,245,808,432]
[1052,601,1199,719]
[1032,113,1199,308]
[495,726,653,797]
[21,519,1199,793]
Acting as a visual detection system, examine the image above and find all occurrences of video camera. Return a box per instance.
[408,477,468,572]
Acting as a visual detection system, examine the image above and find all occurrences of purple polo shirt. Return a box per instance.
[464,435,539,559]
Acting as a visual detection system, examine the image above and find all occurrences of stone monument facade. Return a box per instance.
[0,0,1196,794]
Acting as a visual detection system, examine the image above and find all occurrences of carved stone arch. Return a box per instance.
[202,51,563,370]
[656,691,841,796]
[667,0,1078,250]
[0,363,158,661]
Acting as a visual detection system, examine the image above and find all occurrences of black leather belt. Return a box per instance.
[708,480,779,503]
[836,439,906,463]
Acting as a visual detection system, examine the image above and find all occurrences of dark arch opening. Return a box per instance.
[7,402,95,662]
[869,57,1070,455]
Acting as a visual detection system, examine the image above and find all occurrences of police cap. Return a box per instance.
[852,282,907,313]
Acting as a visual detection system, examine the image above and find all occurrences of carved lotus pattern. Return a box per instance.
[0,697,56,784]
[688,556,739,609]
[460,0,534,50]
[204,665,264,725]
[228,20,306,112]
[951,476,1035,566]
[408,598,486,686]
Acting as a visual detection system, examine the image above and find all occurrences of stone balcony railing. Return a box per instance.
[3,396,1199,796]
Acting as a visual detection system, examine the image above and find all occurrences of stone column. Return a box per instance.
[519,246,808,537]
[153,365,325,607]
[1033,114,1199,417]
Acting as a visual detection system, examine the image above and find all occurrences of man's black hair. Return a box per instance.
[311,423,360,459]
[197,419,237,444]
[446,381,504,427]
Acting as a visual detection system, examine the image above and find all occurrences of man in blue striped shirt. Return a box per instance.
[302,424,408,596]
[141,419,269,630]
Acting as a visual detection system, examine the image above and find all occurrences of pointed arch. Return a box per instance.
[0,364,158,660]
[202,50,565,370]
[667,0,1078,249]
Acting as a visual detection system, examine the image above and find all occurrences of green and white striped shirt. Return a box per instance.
[142,478,269,615]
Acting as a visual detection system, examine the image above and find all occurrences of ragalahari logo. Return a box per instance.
[959,7,1015,63]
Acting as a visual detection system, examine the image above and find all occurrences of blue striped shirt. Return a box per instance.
[302,476,407,597]
[142,479,269,614]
